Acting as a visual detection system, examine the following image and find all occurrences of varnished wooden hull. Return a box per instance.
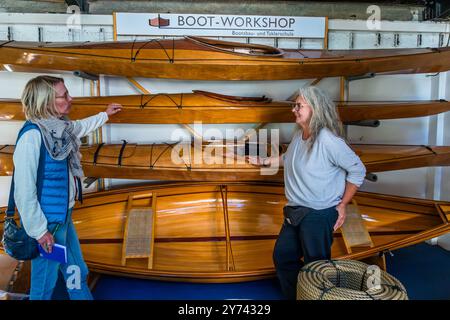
[1,181,448,282]
[1,37,450,80]
[1,143,449,180]
[1,91,449,123]
[0,91,293,123]
[336,100,450,122]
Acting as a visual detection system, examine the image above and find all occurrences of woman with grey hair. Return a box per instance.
[11,75,121,300]
[249,86,366,300]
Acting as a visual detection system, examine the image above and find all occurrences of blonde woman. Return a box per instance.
[12,75,121,300]
[249,86,366,300]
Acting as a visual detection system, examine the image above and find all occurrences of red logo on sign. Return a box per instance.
[149,16,170,27]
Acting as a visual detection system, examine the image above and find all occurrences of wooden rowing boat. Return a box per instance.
[1,91,449,123]
[1,181,448,282]
[1,37,450,80]
[1,143,449,180]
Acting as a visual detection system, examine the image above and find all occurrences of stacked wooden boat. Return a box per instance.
[1,142,449,180]
[1,91,449,123]
[1,36,450,283]
[1,36,450,80]
[1,181,449,282]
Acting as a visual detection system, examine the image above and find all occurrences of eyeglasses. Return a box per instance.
[55,92,71,100]
[292,103,303,111]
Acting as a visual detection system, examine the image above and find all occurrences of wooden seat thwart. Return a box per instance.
[121,193,157,269]
[340,200,387,270]
[439,205,450,223]
[340,200,374,252]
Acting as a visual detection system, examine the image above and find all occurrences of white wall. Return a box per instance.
[0,13,449,205]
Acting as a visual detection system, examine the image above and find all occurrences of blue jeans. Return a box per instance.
[273,206,338,300]
[30,209,93,300]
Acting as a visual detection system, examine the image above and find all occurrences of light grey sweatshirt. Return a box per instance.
[13,112,108,240]
[283,128,366,210]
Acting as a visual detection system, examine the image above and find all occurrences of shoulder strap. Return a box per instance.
[6,122,44,218]
[76,176,83,204]
[6,174,16,217]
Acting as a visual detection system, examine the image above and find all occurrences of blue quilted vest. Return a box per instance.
[16,121,69,224]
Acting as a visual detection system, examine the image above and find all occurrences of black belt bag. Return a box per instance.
[283,205,311,227]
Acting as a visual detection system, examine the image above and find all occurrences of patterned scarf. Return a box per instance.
[32,116,84,177]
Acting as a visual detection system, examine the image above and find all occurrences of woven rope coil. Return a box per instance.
[297,259,408,300]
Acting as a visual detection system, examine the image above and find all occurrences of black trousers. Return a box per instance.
[272,206,338,300]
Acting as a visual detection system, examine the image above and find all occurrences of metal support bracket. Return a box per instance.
[83,177,99,188]
[347,73,376,82]
[365,173,378,182]
[73,70,99,81]
[344,120,380,128]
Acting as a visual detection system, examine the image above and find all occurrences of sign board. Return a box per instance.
[115,13,326,38]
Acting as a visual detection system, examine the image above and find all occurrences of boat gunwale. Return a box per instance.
[339,223,450,260]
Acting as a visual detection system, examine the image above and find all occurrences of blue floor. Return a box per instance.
[385,242,450,300]
[92,242,450,300]
[93,276,284,300]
